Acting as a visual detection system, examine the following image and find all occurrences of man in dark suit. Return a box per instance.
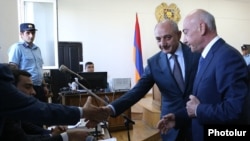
[0,64,108,140]
[2,69,71,141]
[104,19,200,141]
[157,9,249,141]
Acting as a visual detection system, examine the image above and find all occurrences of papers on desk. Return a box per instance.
[68,118,93,129]
[48,119,103,135]
[68,119,85,129]
[98,138,117,141]
[68,119,103,135]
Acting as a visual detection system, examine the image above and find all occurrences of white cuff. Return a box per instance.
[61,132,68,141]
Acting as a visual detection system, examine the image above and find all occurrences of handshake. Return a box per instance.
[60,96,112,141]
[81,96,113,128]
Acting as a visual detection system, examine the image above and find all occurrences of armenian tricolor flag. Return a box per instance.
[133,13,144,83]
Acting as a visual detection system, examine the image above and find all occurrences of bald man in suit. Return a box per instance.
[157,9,249,141]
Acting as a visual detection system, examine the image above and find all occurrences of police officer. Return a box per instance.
[241,45,250,66]
[8,23,49,103]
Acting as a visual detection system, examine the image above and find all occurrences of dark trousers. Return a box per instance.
[33,85,47,128]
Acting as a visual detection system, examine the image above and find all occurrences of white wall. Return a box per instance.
[57,0,250,86]
[1,0,250,87]
[0,0,19,63]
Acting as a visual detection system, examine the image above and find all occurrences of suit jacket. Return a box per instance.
[0,64,80,136]
[21,121,50,135]
[2,119,62,141]
[175,38,249,141]
[111,43,200,141]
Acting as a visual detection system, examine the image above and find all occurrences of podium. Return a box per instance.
[59,91,132,131]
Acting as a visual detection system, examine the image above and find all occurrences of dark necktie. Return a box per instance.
[197,56,205,73]
[172,54,185,92]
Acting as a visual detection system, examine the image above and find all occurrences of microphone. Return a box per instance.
[59,64,84,80]
[76,80,135,124]
[60,65,135,127]
[76,81,108,105]
[58,65,107,104]
[104,95,109,104]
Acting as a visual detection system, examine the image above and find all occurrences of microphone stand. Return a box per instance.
[75,81,135,141]
[60,64,135,140]
[95,125,98,140]
[75,81,107,105]
[103,96,112,139]
[123,114,134,141]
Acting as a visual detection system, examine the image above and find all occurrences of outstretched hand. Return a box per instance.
[82,96,109,128]
[51,125,68,136]
[156,113,176,134]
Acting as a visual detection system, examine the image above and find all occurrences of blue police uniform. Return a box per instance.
[8,23,47,103]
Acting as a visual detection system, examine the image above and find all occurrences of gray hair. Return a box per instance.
[155,18,180,33]
[197,9,217,32]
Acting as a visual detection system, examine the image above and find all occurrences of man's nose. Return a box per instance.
[183,38,187,44]
[31,88,36,96]
[158,39,166,48]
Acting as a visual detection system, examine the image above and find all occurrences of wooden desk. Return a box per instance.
[59,91,132,131]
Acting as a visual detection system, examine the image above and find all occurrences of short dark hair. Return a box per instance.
[85,61,94,68]
[11,69,32,86]
[241,45,248,50]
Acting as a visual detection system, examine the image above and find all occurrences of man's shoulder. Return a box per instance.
[10,42,24,50]
[0,64,14,82]
[148,51,162,61]
[0,63,10,71]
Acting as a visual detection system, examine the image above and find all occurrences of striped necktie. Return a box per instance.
[172,54,185,92]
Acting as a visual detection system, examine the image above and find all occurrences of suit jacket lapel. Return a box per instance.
[193,38,225,95]
[193,53,213,95]
[182,44,191,89]
[158,43,191,93]
[159,51,180,90]
[159,52,169,73]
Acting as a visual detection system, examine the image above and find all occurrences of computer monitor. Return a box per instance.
[77,72,108,92]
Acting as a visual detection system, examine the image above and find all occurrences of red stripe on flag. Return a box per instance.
[134,13,144,83]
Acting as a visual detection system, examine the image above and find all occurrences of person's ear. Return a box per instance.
[199,23,206,35]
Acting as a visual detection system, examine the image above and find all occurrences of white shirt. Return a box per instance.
[167,43,185,81]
